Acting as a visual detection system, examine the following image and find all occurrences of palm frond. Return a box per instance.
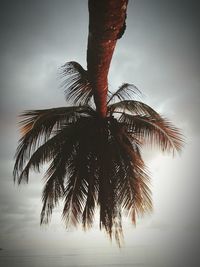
[62,117,99,228]
[109,120,152,222]
[40,123,87,224]
[56,117,147,243]
[97,146,117,238]
[107,83,141,105]
[16,125,77,184]
[108,100,160,118]
[17,132,63,184]
[60,61,93,105]
[62,147,89,227]
[40,152,66,224]
[82,153,99,230]
[13,106,95,182]
[119,113,184,154]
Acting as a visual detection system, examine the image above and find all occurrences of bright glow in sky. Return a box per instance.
[0,0,200,266]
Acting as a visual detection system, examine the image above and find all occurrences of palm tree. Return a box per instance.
[13,62,183,246]
[13,1,183,246]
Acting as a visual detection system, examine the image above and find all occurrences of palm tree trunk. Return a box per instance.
[87,0,128,118]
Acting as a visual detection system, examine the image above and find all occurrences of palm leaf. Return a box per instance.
[107,83,141,105]
[40,152,66,224]
[40,122,88,225]
[109,121,152,222]
[62,147,89,227]
[16,125,77,184]
[60,61,93,105]
[82,152,99,230]
[119,113,184,154]
[108,100,160,118]
[13,106,95,182]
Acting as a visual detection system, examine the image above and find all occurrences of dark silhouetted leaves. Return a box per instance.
[14,73,184,246]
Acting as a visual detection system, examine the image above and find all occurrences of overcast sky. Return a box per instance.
[0,0,200,266]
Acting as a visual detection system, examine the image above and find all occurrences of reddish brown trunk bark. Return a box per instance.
[87,0,128,118]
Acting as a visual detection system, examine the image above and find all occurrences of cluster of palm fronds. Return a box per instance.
[14,61,183,246]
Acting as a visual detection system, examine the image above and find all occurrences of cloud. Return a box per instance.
[0,1,199,264]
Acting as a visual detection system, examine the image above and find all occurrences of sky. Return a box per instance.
[0,0,200,266]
